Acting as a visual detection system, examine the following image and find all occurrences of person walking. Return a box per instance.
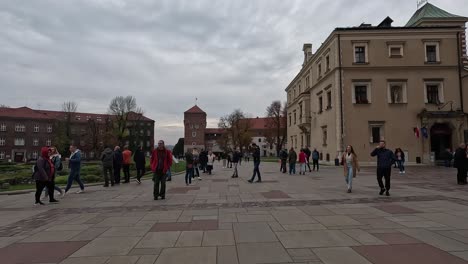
[43,146,64,200]
[185,149,194,185]
[150,140,173,200]
[342,145,360,193]
[207,151,216,175]
[288,148,297,175]
[64,145,85,194]
[454,143,467,185]
[279,148,288,173]
[227,151,232,168]
[100,146,114,187]
[442,148,453,167]
[200,149,208,173]
[298,149,307,175]
[122,146,132,183]
[232,148,241,178]
[33,147,59,205]
[192,148,202,180]
[395,148,405,174]
[312,148,320,171]
[134,146,146,184]
[113,146,123,184]
[248,143,261,183]
[304,146,312,172]
[370,140,395,196]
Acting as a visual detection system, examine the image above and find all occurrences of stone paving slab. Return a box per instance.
[155,247,216,264]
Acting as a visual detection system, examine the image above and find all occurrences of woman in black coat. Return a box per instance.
[134,146,146,184]
[454,143,468,185]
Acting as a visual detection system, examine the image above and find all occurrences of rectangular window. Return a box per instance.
[0,138,5,146]
[147,130,151,136]
[15,124,25,132]
[426,84,440,104]
[46,139,51,146]
[326,91,332,109]
[97,116,102,122]
[389,45,403,57]
[299,103,303,121]
[322,127,327,146]
[318,63,322,78]
[388,82,407,104]
[32,151,38,159]
[354,85,369,104]
[33,139,39,146]
[425,44,438,63]
[47,125,52,133]
[34,125,39,133]
[76,115,81,121]
[326,55,330,70]
[80,140,85,146]
[369,122,385,143]
[258,138,262,143]
[371,127,381,143]
[0,151,5,160]
[306,76,310,88]
[0,123,5,131]
[14,138,25,146]
[318,97,323,113]
[354,46,366,63]
[289,114,292,126]
[146,141,151,147]
[293,111,297,124]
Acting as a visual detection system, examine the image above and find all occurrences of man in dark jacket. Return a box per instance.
[454,143,467,185]
[312,148,320,171]
[279,148,288,173]
[371,140,396,196]
[100,146,114,187]
[248,143,261,183]
[288,148,297,175]
[232,148,241,178]
[199,149,208,173]
[304,147,312,172]
[65,145,85,194]
[134,146,146,184]
[113,146,123,184]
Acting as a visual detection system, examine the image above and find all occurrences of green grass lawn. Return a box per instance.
[0,160,186,192]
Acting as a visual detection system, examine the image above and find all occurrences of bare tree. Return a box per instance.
[266,100,287,156]
[108,96,144,146]
[218,109,253,152]
[62,101,78,138]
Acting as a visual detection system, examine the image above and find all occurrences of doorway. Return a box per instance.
[430,123,452,160]
[14,152,24,163]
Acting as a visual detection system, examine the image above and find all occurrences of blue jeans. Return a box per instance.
[345,165,353,190]
[166,168,172,181]
[65,169,84,193]
[250,161,261,181]
[289,163,296,174]
[185,168,193,184]
[396,160,405,172]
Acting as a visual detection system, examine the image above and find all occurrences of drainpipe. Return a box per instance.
[338,33,344,151]
[457,32,464,113]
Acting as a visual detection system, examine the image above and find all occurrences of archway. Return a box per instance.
[430,123,452,160]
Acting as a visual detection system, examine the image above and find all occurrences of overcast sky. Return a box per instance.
[1,0,467,144]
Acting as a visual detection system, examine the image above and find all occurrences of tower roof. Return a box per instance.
[406,2,467,27]
[184,105,205,114]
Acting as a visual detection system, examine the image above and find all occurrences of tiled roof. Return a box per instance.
[406,3,467,27]
[185,105,206,114]
[0,107,154,122]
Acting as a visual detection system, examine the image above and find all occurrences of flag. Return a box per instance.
[414,127,420,138]
[421,127,428,138]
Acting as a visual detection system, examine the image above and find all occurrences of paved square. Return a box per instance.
[1,163,468,263]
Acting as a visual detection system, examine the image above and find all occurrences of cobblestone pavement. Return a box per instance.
[1,161,468,263]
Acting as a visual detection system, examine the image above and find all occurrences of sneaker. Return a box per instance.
[403,171,406,174]
[136,179,141,184]
[347,189,352,193]
[103,185,109,187]
[161,196,165,200]
[49,199,59,203]
[399,171,402,174]
[255,180,262,183]
[379,189,385,195]
[62,192,67,197]
[198,177,202,181]
[34,201,45,206]
[154,197,158,200]
[76,190,84,194]
[386,191,390,196]
[247,179,253,183]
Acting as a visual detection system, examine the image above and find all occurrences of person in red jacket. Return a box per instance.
[150,140,173,200]
[298,149,307,175]
[122,146,132,183]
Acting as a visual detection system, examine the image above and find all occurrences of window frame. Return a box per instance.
[46,139,51,146]
[0,151,5,160]
[388,45,404,58]
[0,123,5,132]
[353,43,368,64]
[47,125,52,133]
[33,139,39,146]
[424,81,444,104]
[326,91,332,109]
[318,96,323,114]
[369,122,385,144]
[322,126,328,146]
[424,42,440,63]
[352,82,372,104]
[14,138,25,146]
[0,138,5,146]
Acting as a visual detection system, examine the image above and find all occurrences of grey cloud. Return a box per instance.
[0,0,466,144]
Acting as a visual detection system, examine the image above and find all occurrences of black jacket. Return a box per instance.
[371,148,396,168]
[279,149,288,160]
[304,148,311,158]
[113,149,123,168]
[100,148,114,168]
[133,149,146,169]
[252,147,261,163]
[233,151,241,163]
[454,148,467,169]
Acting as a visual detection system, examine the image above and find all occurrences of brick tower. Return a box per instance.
[183,105,207,153]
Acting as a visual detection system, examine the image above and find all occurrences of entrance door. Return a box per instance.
[430,123,452,160]
[14,152,24,162]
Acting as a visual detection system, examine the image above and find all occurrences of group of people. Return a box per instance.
[99,145,145,186]
[184,148,216,185]
[279,147,319,175]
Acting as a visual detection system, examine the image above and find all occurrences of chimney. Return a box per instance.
[303,43,313,66]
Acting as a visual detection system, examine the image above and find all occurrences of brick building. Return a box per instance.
[183,105,286,156]
[0,107,155,162]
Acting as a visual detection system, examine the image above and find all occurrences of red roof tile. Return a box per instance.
[185,105,206,114]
